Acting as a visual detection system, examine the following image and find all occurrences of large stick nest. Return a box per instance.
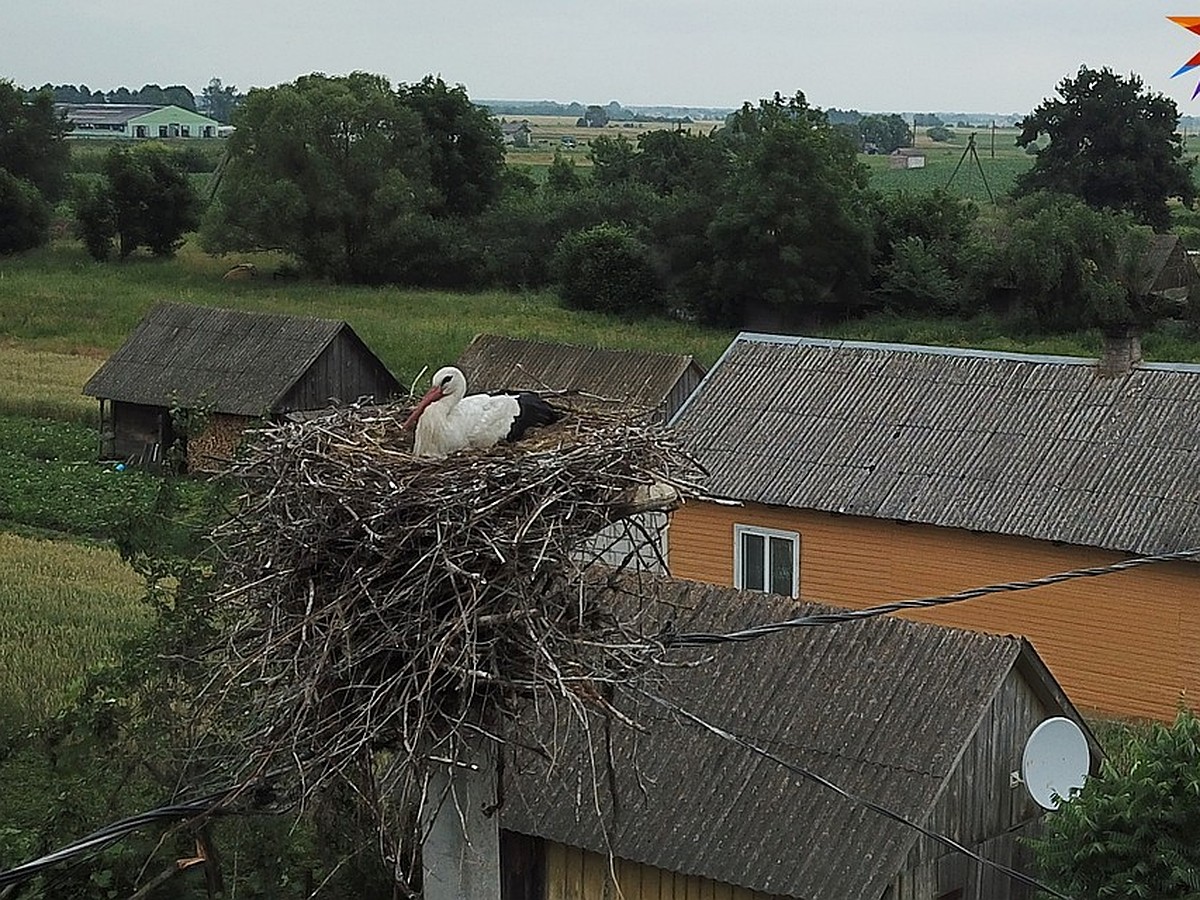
[202,401,702,813]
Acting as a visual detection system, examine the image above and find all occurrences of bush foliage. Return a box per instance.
[1029,709,1200,899]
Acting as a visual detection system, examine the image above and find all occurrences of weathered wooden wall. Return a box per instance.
[544,842,785,900]
[668,499,1199,721]
[280,332,397,411]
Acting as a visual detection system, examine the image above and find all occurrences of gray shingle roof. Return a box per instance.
[82,302,363,416]
[455,334,705,414]
[671,334,1200,556]
[502,578,1082,899]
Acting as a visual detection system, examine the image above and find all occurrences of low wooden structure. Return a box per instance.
[456,333,706,423]
[501,578,1100,900]
[667,333,1200,720]
[82,303,399,471]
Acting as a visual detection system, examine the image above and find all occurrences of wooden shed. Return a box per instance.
[82,303,399,471]
[666,333,1200,721]
[455,334,706,424]
[500,577,1100,900]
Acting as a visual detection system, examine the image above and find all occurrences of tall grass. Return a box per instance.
[0,344,101,422]
[0,532,148,724]
[0,241,735,389]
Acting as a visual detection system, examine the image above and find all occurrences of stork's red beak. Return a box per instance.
[403,386,444,430]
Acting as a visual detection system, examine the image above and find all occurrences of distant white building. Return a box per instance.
[888,148,926,169]
[58,104,220,139]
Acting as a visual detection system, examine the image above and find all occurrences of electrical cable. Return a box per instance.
[0,785,250,888]
[656,547,1200,648]
[640,688,1075,900]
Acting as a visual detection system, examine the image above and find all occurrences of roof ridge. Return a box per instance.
[734,331,1200,373]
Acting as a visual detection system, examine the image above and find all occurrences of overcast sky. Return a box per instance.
[6,0,1200,114]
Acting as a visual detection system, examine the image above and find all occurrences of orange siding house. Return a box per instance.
[668,334,1200,722]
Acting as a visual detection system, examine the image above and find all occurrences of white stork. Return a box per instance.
[403,366,562,458]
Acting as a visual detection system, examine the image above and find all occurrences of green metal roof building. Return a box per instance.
[59,104,220,139]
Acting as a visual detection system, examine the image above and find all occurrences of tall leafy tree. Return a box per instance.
[0,168,50,253]
[1015,66,1195,230]
[77,144,200,259]
[976,191,1162,332]
[702,92,874,325]
[396,75,504,217]
[202,72,433,281]
[859,112,911,153]
[0,80,71,201]
[201,77,240,124]
[110,143,201,257]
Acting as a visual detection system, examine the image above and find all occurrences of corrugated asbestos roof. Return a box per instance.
[670,334,1200,556]
[502,578,1060,899]
[58,104,163,125]
[83,302,352,415]
[455,334,704,411]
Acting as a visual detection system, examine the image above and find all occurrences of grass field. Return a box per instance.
[0,532,148,724]
[0,241,736,390]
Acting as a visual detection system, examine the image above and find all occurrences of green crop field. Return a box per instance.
[0,531,148,724]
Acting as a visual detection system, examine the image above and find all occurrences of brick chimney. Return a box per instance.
[1096,329,1142,377]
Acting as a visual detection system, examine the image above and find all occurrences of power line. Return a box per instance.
[0,785,252,889]
[656,547,1200,648]
[640,688,1075,900]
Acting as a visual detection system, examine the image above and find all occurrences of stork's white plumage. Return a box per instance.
[403,366,561,458]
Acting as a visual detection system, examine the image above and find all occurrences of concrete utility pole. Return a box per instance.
[421,740,502,900]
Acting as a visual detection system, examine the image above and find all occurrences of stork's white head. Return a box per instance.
[403,366,468,430]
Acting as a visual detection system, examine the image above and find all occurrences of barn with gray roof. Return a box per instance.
[665,333,1200,720]
[455,333,705,423]
[500,577,1099,900]
[83,302,399,470]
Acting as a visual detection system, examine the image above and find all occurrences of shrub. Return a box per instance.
[552,223,660,314]
[0,170,50,254]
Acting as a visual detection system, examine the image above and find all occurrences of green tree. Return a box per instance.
[583,104,609,128]
[396,75,505,217]
[701,92,874,326]
[552,223,660,314]
[1029,709,1200,899]
[0,168,50,254]
[1015,66,1195,230]
[545,150,583,193]
[202,72,431,281]
[632,128,728,197]
[859,113,911,153]
[200,77,240,123]
[869,189,978,315]
[74,179,117,260]
[977,192,1158,332]
[0,80,71,201]
[85,143,201,258]
[589,133,638,186]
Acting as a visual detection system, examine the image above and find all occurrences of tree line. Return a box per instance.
[1,65,1197,340]
[23,77,243,123]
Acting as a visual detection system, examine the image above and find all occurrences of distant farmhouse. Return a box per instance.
[499,121,532,148]
[83,303,399,471]
[58,103,220,139]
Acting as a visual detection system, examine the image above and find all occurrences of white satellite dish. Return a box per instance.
[1021,716,1090,810]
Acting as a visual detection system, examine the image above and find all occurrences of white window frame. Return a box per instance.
[733,524,800,598]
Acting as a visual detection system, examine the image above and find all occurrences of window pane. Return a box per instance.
[741,533,765,591]
[769,536,794,596]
